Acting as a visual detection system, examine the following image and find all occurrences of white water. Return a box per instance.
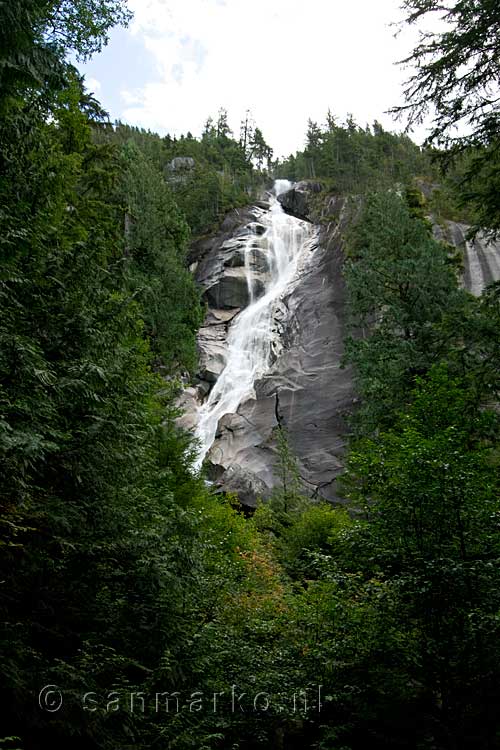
[194,180,313,468]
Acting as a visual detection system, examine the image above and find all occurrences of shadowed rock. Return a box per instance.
[277,181,323,221]
[204,267,266,309]
[212,465,269,509]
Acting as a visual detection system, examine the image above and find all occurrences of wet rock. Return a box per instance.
[184,205,275,402]
[204,308,241,326]
[195,379,212,398]
[224,245,269,273]
[252,223,267,236]
[254,199,271,211]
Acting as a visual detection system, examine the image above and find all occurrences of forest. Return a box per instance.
[0,1,499,749]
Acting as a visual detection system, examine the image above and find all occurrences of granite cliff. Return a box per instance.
[178,182,500,507]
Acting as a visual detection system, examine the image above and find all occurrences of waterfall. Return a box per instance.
[194,180,313,469]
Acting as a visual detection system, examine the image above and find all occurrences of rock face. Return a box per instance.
[193,207,270,310]
[204,267,266,309]
[190,208,268,272]
[180,186,356,506]
[197,308,239,383]
[188,203,273,394]
[277,181,323,221]
[205,195,355,503]
[168,156,195,171]
[433,221,500,295]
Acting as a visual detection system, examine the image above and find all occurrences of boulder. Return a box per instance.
[197,323,228,383]
[214,465,269,509]
[204,308,241,326]
[194,379,212,398]
[204,268,265,309]
[277,181,323,221]
[254,199,271,210]
[175,387,200,432]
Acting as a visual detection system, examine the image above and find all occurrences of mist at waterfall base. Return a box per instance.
[193,181,313,469]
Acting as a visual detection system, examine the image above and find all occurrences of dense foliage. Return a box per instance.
[116,141,202,370]
[274,115,432,193]
[393,0,500,236]
[1,1,499,749]
[94,109,271,237]
[1,1,216,747]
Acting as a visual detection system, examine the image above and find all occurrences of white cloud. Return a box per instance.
[85,76,102,93]
[119,0,424,156]
[120,88,144,106]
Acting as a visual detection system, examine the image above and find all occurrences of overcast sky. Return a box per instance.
[80,0,427,158]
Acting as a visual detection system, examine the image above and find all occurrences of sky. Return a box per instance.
[80,0,427,158]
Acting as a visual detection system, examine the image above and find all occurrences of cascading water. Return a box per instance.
[194,180,313,468]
